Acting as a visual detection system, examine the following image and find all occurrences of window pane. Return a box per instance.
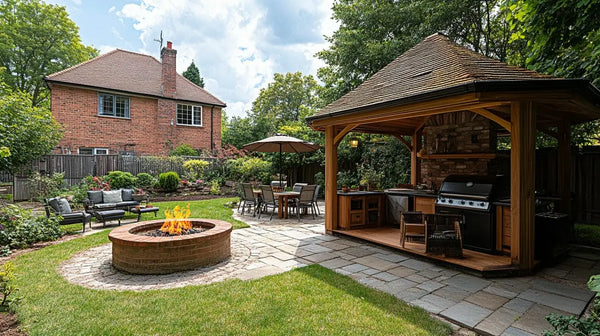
[79,148,93,155]
[99,94,114,116]
[94,148,108,155]
[193,106,202,126]
[177,104,193,125]
[115,96,129,118]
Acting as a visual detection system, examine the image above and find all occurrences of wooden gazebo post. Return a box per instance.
[324,126,338,233]
[510,101,536,270]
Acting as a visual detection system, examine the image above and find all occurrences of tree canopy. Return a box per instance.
[182,61,205,88]
[0,79,62,173]
[0,0,97,107]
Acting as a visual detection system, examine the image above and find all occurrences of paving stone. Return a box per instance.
[372,271,400,282]
[484,284,518,299]
[444,274,491,293]
[301,244,333,254]
[373,252,408,263]
[301,252,337,263]
[512,304,566,335]
[341,263,369,273]
[406,273,429,283]
[502,326,537,336]
[417,280,445,292]
[339,246,376,258]
[320,241,351,251]
[417,269,443,279]
[518,289,587,315]
[411,294,456,314]
[441,302,493,328]
[529,278,593,301]
[272,251,295,261]
[318,257,354,270]
[475,307,521,335]
[385,278,418,294]
[360,267,380,276]
[503,298,534,313]
[399,259,433,271]
[352,255,398,271]
[433,285,471,302]
[465,291,509,311]
[236,266,284,281]
[394,286,428,302]
[387,266,417,278]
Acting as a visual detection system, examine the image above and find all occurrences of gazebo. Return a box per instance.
[307,33,600,272]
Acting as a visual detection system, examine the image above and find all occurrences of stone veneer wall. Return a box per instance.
[421,112,497,188]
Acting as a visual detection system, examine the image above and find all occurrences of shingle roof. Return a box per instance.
[45,49,225,107]
[308,33,583,121]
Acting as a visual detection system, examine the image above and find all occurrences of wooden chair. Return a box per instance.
[400,211,425,248]
[424,214,464,258]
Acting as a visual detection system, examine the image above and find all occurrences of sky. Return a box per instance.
[46,0,338,118]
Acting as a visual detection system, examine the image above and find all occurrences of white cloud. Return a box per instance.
[116,0,336,118]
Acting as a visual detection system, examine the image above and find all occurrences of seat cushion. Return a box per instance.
[48,197,72,214]
[121,189,134,201]
[87,190,103,204]
[116,201,139,208]
[94,203,117,209]
[47,197,61,213]
[102,190,122,203]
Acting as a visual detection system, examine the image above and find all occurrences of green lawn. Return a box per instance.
[10,197,451,335]
[574,223,600,248]
[62,197,248,233]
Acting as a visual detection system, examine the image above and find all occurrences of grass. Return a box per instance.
[61,197,248,233]
[10,229,451,335]
[574,223,600,248]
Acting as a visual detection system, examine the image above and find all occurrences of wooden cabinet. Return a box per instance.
[414,196,435,214]
[338,193,385,229]
[496,205,511,253]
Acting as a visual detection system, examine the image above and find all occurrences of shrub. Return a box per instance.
[0,204,62,252]
[209,180,221,195]
[105,171,137,189]
[228,157,271,183]
[170,143,198,156]
[27,172,65,201]
[0,262,18,311]
[136,173,157,190]
[83,176,111,191]
[158,171,180,192]
[183,159,210,181]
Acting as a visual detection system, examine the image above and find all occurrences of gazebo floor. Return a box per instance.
[333,227,518,276]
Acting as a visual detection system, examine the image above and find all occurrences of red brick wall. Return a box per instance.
[421,111,497,187]
[161,47,177,98]
[50,84,221,155]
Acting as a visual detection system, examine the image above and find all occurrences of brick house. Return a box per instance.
[45,41,225,156]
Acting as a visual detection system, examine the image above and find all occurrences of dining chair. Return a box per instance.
[258,184,278,220]
[239,183,259,216]
[292,183,307,193]
[291,185,317,220]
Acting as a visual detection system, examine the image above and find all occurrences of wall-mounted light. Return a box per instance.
[170,119,174,126]
[349,138,359,148]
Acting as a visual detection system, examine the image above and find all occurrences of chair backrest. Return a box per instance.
[402,211,423,224]
[424,213,463,233]
[292,183,307,193]
[298,185,316,203]
[260,185,275,202]
[313,185,320,202]
[241,183,255,200]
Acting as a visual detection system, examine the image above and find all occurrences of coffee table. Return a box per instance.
[129,206,160,222]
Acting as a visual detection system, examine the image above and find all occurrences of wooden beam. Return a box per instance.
[334,124,358,146]
[471,108,512,132]
[310,93,508,128]
[557,118,571,214]
[324,126,338,233]
[393,135,412,152]
[410,130,422,186]
[415,116,430,132]
[510,101,536,271]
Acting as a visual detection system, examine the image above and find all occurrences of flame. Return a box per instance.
[159,204,192,235]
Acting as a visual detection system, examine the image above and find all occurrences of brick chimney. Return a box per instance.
[161,41,177,98]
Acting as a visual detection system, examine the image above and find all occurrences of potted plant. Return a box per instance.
[359,166,383,191]
[132,188,147,202]
[337,171,356,192]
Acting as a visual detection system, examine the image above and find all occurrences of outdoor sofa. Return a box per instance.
[83,189,142,212]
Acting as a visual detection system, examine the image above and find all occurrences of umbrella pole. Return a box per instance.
[279,144,283,188]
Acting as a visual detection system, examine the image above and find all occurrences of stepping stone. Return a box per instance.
[444,274,491,293]
[475,307,521,335]
[441,301,492,328]
[518,289,588,315]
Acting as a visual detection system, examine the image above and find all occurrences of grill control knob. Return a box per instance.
[460,200,465,205]
[448,199,453,204]
[479,202,485,207]
[468,201,474,206]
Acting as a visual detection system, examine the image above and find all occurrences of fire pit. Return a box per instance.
[108,214,232,274]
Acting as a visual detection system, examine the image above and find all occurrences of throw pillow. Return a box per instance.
[121,189,133,201]
[47,197,61,213]
[87,190,103,204]
[57,198,72,214]
[102,190,122,203]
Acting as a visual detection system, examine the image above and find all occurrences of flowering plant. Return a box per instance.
[133,188,146,195]
[89,176,110,191]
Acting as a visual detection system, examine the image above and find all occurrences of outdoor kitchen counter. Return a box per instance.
[337,191,385,196]
[384,189,438,198]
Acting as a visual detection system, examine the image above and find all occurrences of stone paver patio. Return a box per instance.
[62,205,599,336]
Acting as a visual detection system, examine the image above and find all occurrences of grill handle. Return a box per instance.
[439,193,488,200]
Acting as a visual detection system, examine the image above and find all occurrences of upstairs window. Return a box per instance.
[98,93,130,118]
[177,104,202,126]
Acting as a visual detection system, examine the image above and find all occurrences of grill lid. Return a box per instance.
[438,175,498,199]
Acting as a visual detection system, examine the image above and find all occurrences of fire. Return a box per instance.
[159,204,192,235]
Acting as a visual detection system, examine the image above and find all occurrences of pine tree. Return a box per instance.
[182,61,205,88]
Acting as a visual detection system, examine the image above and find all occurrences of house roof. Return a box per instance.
[45,49,226,107]
[307,33,600,123]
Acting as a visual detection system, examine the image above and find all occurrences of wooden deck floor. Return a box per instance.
[333,227,516,274]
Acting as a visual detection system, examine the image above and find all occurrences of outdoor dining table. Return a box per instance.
[273,191,300,219]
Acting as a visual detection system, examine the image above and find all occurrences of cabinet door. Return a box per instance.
[414,197,435,214]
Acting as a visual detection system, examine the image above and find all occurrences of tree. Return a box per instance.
[182,61,205,88]
[0,0,97,107]
[0,82,62,173]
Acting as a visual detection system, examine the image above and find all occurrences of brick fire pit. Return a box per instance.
[108,219,232,274]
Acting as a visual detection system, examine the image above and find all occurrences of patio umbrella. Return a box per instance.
[242,135,320,186]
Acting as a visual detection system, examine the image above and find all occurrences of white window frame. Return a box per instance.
[176,104,203,126]
[94,148,109,155]
[78,147,109,155]
[98,93,130,118]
